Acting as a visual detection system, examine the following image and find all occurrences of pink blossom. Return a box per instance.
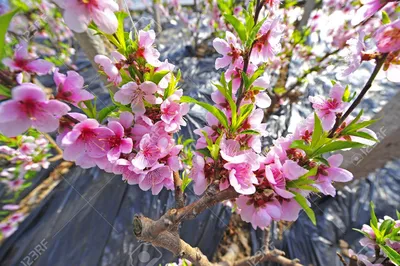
[224,59,256,92]
[386,62,400,83]
[223,162,259,194]
[348,250,382,266]
[2,178,24,191]
[61,119,112,168]
[190,154,208,195]
[0,222,18,238]
[312,154,353,196]
[2,41,53,75]
[236,196,281,229]
[139,164,174,195]
[2,204,20,211]
[340,31,366,78]
[352,0,390,26]
[54,0,119,34]
[104,121,133,162]
[251,18,284,65]
[309,84,347,130]
[373,19,400,53]
[113,157,142,185]
[137,30,161,67]
[56,112,87,145]
[94,51,126,85]
[53,68,94,106]
[114,81,161,115]
[280,199,304,221]
[213,31,243,69]
[131,131,172,170]
[155,60,175,89]
[160,95,189,133]
[9,213,25,223]
[0,83,70,137]
[265,158,307,198]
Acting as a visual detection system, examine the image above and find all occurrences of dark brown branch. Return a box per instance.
[174,172,184,209]
[328,53,389,138]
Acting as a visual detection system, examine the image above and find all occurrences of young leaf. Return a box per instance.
[382,11,391,24]
[181,173,192,192]
[379,219,394,237]
[151,70,170,85]
[293,191,316,225]
[370,201,378,228]
[240,129,260,135]
[290,140,312,155]
[347,131,378,142]
[223,14,247,43]
[0,84,11,98]
[311,113,323,149]
[0,9,19,59]
[379,245,400,265]
[246,17,267,48]
[181,96,229,129]
[313,141,365,156]
[97,105,118,123]
[235,104,254,130]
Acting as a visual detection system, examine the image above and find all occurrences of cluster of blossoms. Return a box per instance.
[0,133,51,192]
[349,205,400,266]
[0,209,25,239]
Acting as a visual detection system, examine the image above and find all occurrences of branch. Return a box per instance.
[174,172,184,209]
[232,249,302,266]
[328,53,389,138]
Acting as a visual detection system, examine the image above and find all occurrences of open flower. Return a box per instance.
[160,94,189,133]
[104,121,133,162]
[340,31,366,78]
[114,81,161,115]
[0,83,70,137]
[94,51,126,85]
[311,154,353,196]
[54,0,119,34]
[251,17,283,64]
[54,68,94,106]
[190,154,208,195]
[373,19,400,53]
[213,31,243,69]
[2,41,53,75]
[236,196,281,229]
[139,164,174,195]
[137,30,161,67]
[309,84,347,130]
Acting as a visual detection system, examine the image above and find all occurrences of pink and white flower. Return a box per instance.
[213,31,243,69]
[2,41,53,75]
[139,164,174,195]
[340,31,366,78]
[236,196,281,229]
[114,81,161,115]
[137,30,162,67]
[251,18,284,65]
[94,51,126,85]
[0,83,70,137]
[54,68,94,106]
[54,0,119,34]
[309,84,347,130]
[160,94,189,133]
[373,19,400,53]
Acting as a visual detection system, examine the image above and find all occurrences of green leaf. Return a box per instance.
[382,11,391,24]
[197,148,211,158]
[379,244,400,265]
[311,113,324,149]
[97,105,118,123]
[181,172,192,192]
[235,104,254,130]
[313,141,365,156]
[313,157,330,166]
[370,201,378,228]
[293,191,316,225]
[290,140,312,155]
[347,131,378,142]
[114,12,128,53]
[151,70,170,85]
[0,9,19,59]
[223,14,247,43]
[379,219,395,237]
[181,96,229,129]
[0,84,11,98]
[342,85,351,102]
